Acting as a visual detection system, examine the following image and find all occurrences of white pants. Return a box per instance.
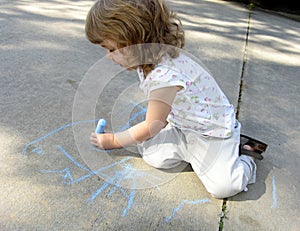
[137,122,256,198]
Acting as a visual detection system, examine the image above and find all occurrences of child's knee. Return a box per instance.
[208,182,245,199]
[143,155,182,169]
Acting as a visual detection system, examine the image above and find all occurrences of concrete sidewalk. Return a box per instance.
[0,0,299,230]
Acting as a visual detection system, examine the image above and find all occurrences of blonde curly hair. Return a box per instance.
[85,0,185,75]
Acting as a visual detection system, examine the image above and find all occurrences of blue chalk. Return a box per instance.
[95,119,106,133]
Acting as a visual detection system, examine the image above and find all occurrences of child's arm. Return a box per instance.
[90,86,181,149]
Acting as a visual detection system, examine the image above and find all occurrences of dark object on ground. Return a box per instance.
[239,134,268,160]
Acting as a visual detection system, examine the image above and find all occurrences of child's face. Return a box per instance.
[100,39,135,70]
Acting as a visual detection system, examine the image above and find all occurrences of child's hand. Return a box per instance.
[90,132,115,149]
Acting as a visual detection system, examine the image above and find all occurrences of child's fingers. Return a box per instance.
[90,139,98,147]
[90,139,98,146]
[90,132,97,138]
[90,133,100,146]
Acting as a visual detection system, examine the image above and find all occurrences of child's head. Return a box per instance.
[85,0,185,73]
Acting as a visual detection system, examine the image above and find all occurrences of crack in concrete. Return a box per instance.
[218,199,228,231]
[219,4,254,230]
[236,4,253,120]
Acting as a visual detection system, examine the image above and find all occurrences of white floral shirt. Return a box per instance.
[137,52,235,138]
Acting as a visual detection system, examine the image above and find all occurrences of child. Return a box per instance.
[86,0,267,198]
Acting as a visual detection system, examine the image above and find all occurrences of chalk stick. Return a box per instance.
[95,119,106,133]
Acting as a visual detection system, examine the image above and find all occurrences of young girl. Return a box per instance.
[86,0,267,198]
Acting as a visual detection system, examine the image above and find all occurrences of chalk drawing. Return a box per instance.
[23,102,166,217]
[23,119,97,156]
[40,145,98,185]
[39,144,145,216]
[271,175,277,209]
[165,198,211,223]
[23,101,211,219]
[116,101,147,132]
[39,145,161,216]
[31,147,45,156]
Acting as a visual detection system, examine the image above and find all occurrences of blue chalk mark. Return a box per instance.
[39,144,157,217]
[86,161,162,217]
[40,145,96,185]
[166,198,211,223]
[24,103,146,156]
[31,147,45,156]
[88,165,135,216]
[24,103,157,217]
[122,178,136,217]
[107,175,123,197]
[271,176,277,209]
[105,166,136,198]
[57,145,91,172]
[116,105,147,132]
[41,146,133,186]
[41,168,74,185]
[87,181,111,203]
[129,100,144,109]
[40,145,139,216]
[92,157,132,178]
[107,164,136,216]
[95,119,106,133]
[88,172,133,215]
[23,119,97,155]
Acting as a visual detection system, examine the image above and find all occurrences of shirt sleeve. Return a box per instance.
[142,65,187,97]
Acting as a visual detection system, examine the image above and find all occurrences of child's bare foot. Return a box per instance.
[240,135,268,160]
[242,144,255,160]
